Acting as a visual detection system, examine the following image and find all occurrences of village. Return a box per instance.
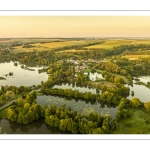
[67,58,107,72]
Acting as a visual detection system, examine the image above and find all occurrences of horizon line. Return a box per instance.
[1,37,150,39]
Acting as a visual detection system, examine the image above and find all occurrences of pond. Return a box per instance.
[0,61,48,87]
[36,95,118,119]
[126,77,150,103]
[86,72,104,81]
[0,118,71,134]
[1,65,150,134]
[53,83,100,94]
[138,76,150,84]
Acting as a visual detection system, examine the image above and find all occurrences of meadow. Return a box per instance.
[122,55,150,60]
[85,39,134,49]
[31,40,87,48]
[3,38,150,54]
[11,39,96,53]
[85,39,150,49]
[112,108,150,134]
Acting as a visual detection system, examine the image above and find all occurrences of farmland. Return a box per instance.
[85,39,150,49]
[85,39,135,49]
[10,39,103,53]
[30,40,87,50]
[122,55,150,60]
[2,38,150,54]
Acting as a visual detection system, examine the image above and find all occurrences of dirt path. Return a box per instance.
[0,89,40,111]
[0,99,17,111]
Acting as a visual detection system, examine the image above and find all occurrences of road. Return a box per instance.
[0,89,41,111]
[0,99,17,111]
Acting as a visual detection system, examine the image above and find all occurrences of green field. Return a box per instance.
[112,108,150,134]
[11,40,94,53]
[12,46,51,53]
[122,55,150,60]
[85,39,150,49]
[85,40,135,49]
[0,38,62,43]
[31,40,87,48]
[4,38,150,53]
[133,40,150,45]
[57,49,90,53]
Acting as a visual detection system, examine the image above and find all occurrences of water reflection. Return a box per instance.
[0,118,71,134]
[126,79,150,103]
[53,83,98,94]
[36,95,118,120]
[0,61,48,87]
[88,72,104,81]
[138,76,150,84]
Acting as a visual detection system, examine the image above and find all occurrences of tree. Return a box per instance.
[17,97,25,107]
[6,91,15,100]
[26,91,36,104]
[144,101,150,113]
[23,103,30,113]
[14,62,18,66]
[26,110,35,122]
[131,98,142,108]
[7,108,17,122]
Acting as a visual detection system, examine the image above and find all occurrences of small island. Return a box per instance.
[0,77,6,80]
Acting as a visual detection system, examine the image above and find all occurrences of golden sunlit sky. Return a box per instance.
[0,16,150,38]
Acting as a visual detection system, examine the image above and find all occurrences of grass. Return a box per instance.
[112,108,150,134]
[133,40,150,45]
[31,40,87,49]
[11,46,51,53]
[56,49,89,53]
[85,39,135,49]
[89,81,116,89]
[11,40,91,53]
[11,39,150,53]
[122,55,150,60]
[0,38,61,43]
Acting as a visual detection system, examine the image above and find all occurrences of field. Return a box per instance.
[85,39,135,49]
[31,40,87,48]
[112,108,150,134]
[3,38,150,53]
[57,49,90,53]
[0,38,62,43]
[132,40,150,45]
[12,46,51,53]
[11,40,97,53]
[122,55,150,60]
[85,39,150,49]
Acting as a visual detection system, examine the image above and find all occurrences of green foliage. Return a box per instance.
[144,101,150,113]
[7,92,45,124]
[44,104,111,134]
[131,98,143,109]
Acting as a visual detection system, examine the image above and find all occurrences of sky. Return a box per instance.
[0,16,150,38]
